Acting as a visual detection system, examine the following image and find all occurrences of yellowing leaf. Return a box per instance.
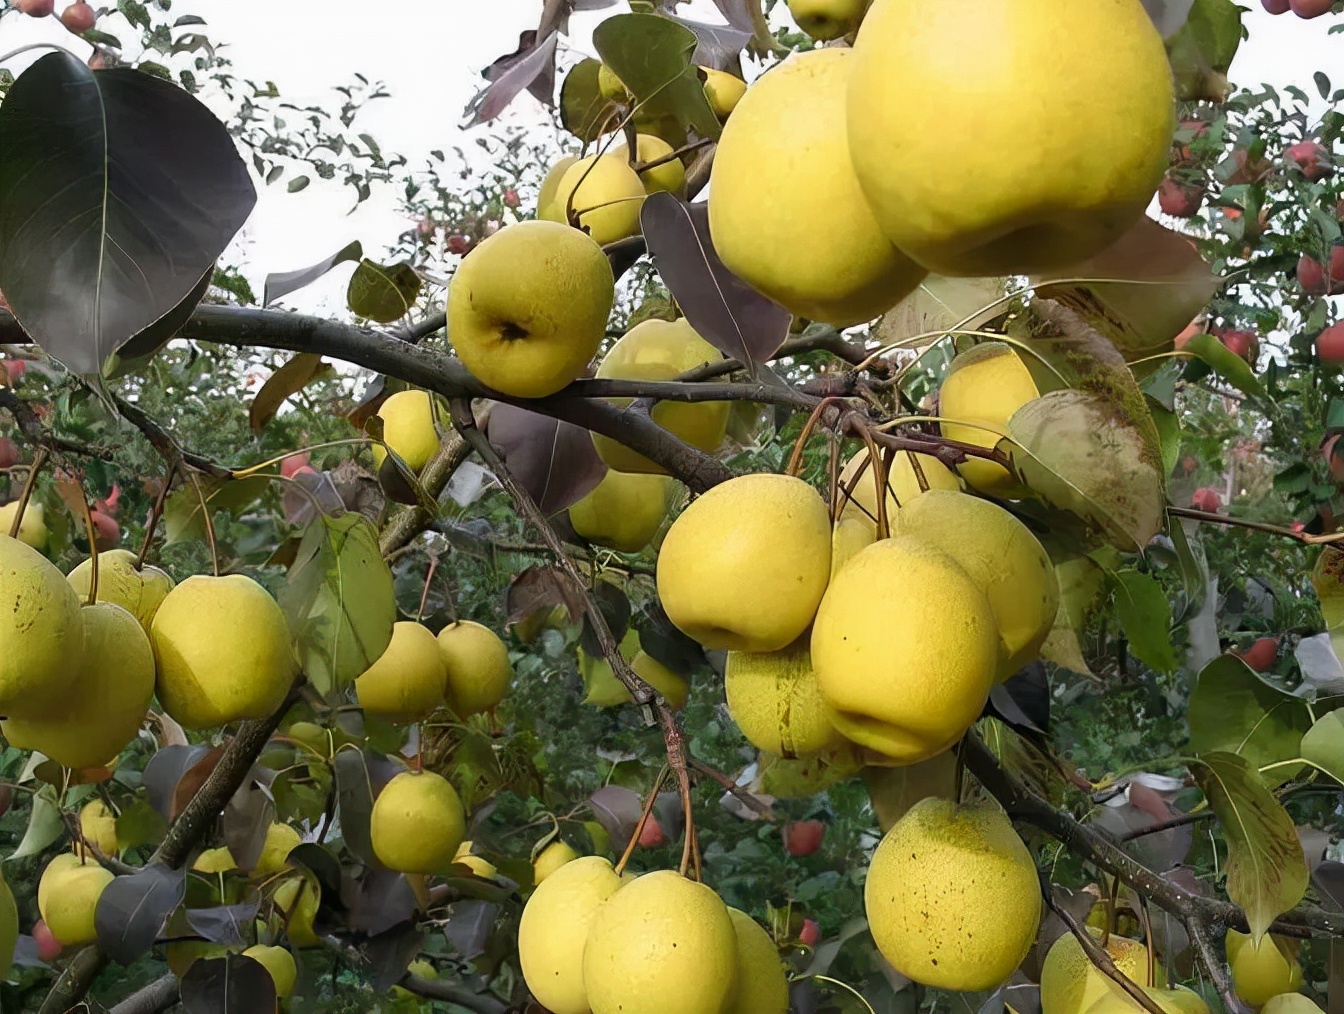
[1187,655,1310,786]
[1301,710,1344,785]
[1311,546,1344,665]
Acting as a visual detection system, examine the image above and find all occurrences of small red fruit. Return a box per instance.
[1318,322,1344,364]
[1220,329,1259,363]
[1291,520,1307,533]
[16,0,55,15]
[1158,179,1205,218]
[799,919,821,948]
[1234,636,1280,672]
[60,1,96,32]
[95,482,120,517]
[1300,254,1329,295]
[89,511,120,551]
[0,439,18,470]
[638,817,666,848]
[280,452,312,479]
[1290,0,1335,17]
[502,188,521,209]
[1191,487,1222,513]
[446,235,471,257]
[783,819,825,858]
[1288,140,1332,180]
[32,920,62,962]
[1263,0,1292,10]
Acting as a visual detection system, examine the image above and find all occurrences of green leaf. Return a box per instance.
[1301,710,1344,784]
[1038,551,1108,676]
[11,784,63,859]
[1148,396,1182,479]
[346,259,421,324]
[279,514,396,697]
[1312,546,1344,665]
[593,14,721,142]
[1166,513,1209,623]
[1109,568,1178,674]
[1166,0,1243,101]
[1191,752,1308,940]
[249,353,337,433]
[163,476,271,544]
[1180,333,1266,400]
[560,58,619,144]
[1187,655,1311,785]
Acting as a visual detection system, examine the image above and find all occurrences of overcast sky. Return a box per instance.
[0,1,1339,319]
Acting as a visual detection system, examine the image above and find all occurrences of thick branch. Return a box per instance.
[399,974,506,1014]
[108,973,180,1014]
[378,430,471,556]
[1184,912,1249,1014]
[35,945,106,1014]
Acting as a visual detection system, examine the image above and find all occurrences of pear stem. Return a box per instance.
[136,461,177,570]
[77,489,99,606]
[186,469,221,577]
[616,765,668,878]
[6,445,46,541]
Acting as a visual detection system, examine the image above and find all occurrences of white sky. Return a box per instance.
[0,1,1339,319]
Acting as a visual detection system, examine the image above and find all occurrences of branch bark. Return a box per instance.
[399,973,506,1014]
[378,430,471,556]
[108,972,180,1014]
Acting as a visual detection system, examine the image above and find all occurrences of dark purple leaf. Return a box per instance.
[505,565,587,638]
[263,240,363,308]
[987,663,1050,736]
[342,866,417,936]
[107,265,213,375]
[11,935,43,969]
[95,863,187,965]
[180,954,276,1014]
[638,600,708,677]
[640,194,790,369]
[486,403,607,516]
[464,31,560,126]
[367,923,425,993]
[286,842,344,900]
[334,750,402,866]
[282,467,345,528]
[588,785,644,845]
[143,744,215,821]
[443,899,501,961]
[668,16,751,69]
[185,904,259,946]
[652,790,685,842]
[1314,860,1344,912]
[0,52,256,374]
[579,581,631,659]
[221,783,275,873]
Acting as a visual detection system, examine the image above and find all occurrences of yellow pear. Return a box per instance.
[726,908,790,1014]
[537,155,580,216]
[370,770,466,875]
[0,869,16,983]
[539,154,646,245]
[596,64,627,101]
[658,473,831,652]
[448,220,614,399]
[583,869,738,1014]
[837,447,960,534]
[4,601,154,768]
[866,797,1040,990]
[273,873,321,947]
[1262,997,1326,1014]
[787,0,868,39]
[355,621,447,722]
[78,800,119,856]
[614,134,685,195]
[709,48,925,327]
[38,856,114,947]
[1040,928,1164,1014]
[846,0,1173,276]
[532,840,579,885]
[830,514,875,579]
[370,390,440,472]
[243,944,297,998]
[192,847,237,874]
[0,500,48,550]
[891,490,1059,680]
[725,637,846,757]
[0,533,82,716]
[702,67,746,120]
[1227,929,1303,1008]
[151,574,298,730]
[438,619,512,715]
[67,549,174,632]
[580,627,642,706]
[1085,986,1210,1014]
[937,342,1040,494]
[813,537,998,762]
[590,318,730,474]
[568,469,676,553]
[453,841,498,879]
[256,822,302,875]
[38,854,83,912]
[518,856,623,1014]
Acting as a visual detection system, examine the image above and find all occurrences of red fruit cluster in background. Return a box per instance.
[1287,139,1333,180]
[281,452,312,479]
[1317,322,1344,364]
[0,359,27,387]
[1219,328,1259,363]
[1264,0,1337,16]
[798,918,821,948]
[16,0,55,15]
[1158,178,1205,218]
[0,439,18,471]
[783,819,825,858]
[1297,246,1344,295]
[638,816,666,848]
[1191,487,1222,513]
[60,1,95,31]
[1233,636,1280,672]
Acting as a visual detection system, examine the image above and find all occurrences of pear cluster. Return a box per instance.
[518,861,789,1014]
[353,618,512,722]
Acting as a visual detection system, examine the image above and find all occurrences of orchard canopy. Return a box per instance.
[6,0,1344,1012]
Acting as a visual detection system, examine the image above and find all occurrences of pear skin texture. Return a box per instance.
[892,490,1060,680]
[355,621,447,721]
[4,602,154,768]
[709,49,925,327]
[725,636,846,757]
[583,869,739,1014]
[539,154,646,246]
[0,871,15,983]
[726,908,790,1014]
[865,798,1040,991]
[569,469,675,553]
[0,533,83,716]
[1226,929,1303,1007]
[243,944,297,998]
[370,770,466,875]
[1084,986,1210,1014]
[786,0,868,39]
[1262,996,1327,1014]
[702,67,746,120]
[532,840,580,885]
[273,874,321,947]
[255,822,302,875]
[658,473,832,652]
[448,220,614,399]
[79,800,119,856]
[150,574,297,730]
[370,390,440,472]
[938,342,1040,494]
[614,134,686,196]
[438,620,512,716]
[837,447,960,535]
[812,537,998,762]
[0,501,48,550]
[67,549,174,632]
[1040,929,1164,1014]
[518,856,623,1014]
[846,0,1173,276]
[38,857,114,947]
[831,514,876,580]
[591,318,730,474]
[537,155,580,216]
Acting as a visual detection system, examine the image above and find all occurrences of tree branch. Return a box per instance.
[35,945,106,1014]
[399,973,506,1014]
[1184,911,1250,1014]
[378,430,471,556]
[108,972,179,1014]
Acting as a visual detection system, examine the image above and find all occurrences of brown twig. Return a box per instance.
[108,972,180,1014]
[1170,505,1344,545]
[1116,810,1215,842]
[688,757,776,821]
[35,945,107,1014]
[1184,910,1250,1014]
